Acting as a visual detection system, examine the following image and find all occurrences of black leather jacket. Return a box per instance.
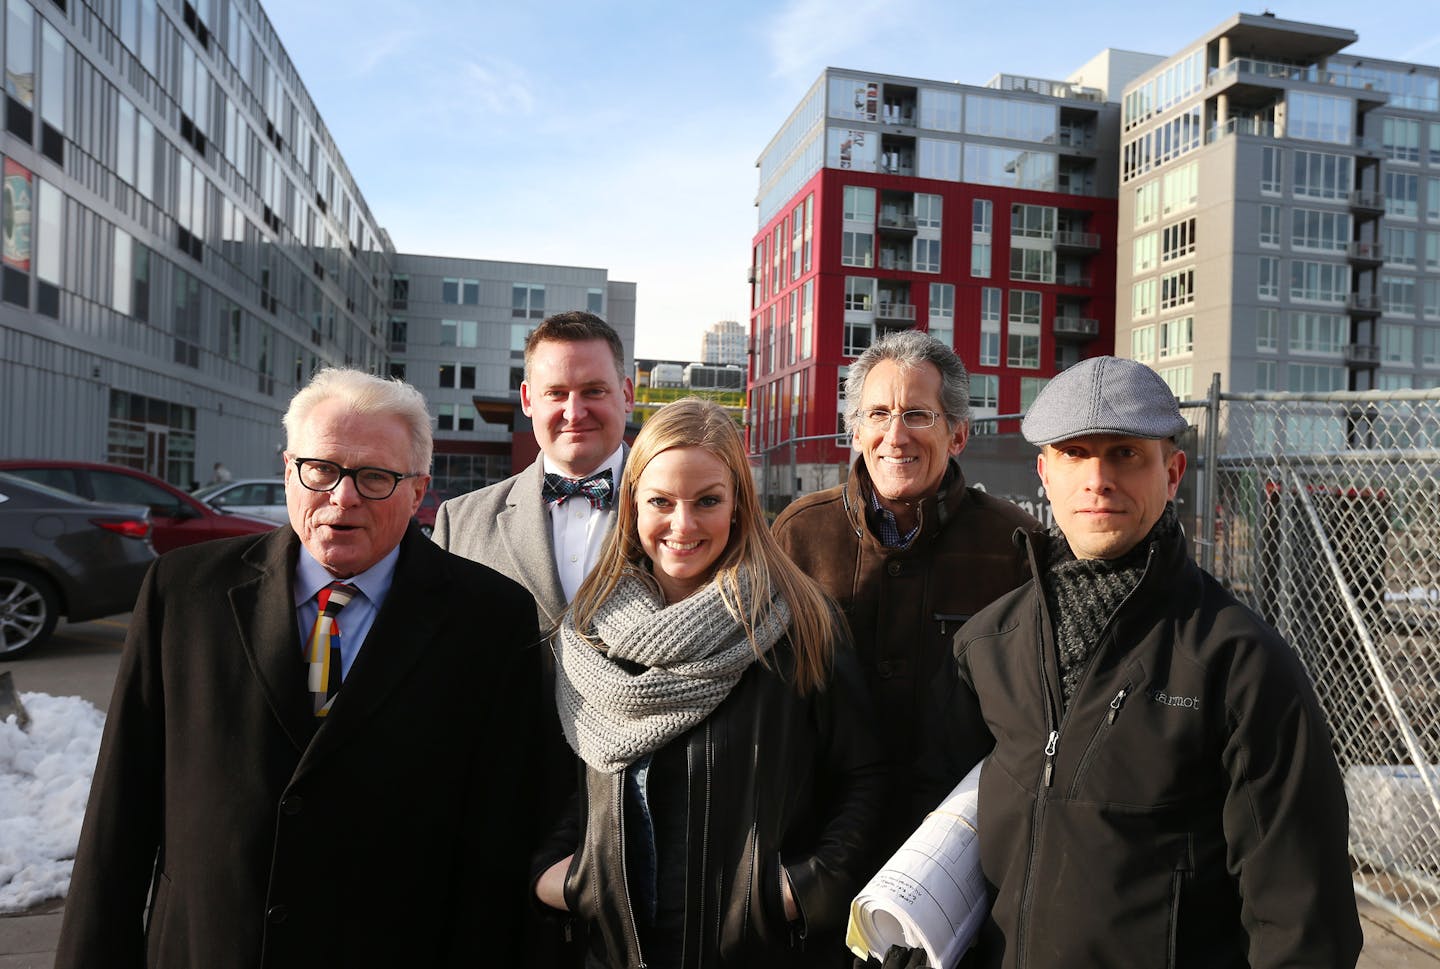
[537,639,886,968]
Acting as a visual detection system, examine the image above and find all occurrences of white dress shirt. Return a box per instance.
[293,543,400,678]
[544,444,625,602]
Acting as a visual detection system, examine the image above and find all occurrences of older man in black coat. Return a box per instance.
[56,369,543,969]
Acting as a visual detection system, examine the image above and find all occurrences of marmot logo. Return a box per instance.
[1150,690,1200,710]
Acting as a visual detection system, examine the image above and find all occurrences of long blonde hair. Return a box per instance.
[569,398,837,694]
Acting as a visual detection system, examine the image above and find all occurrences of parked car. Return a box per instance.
[0,460,276,554]
[0,472,157,658]
[413,487,457,538]
[193,477,288,524]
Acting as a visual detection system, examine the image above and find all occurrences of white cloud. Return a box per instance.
[459,58,538,116]
[765,0,900,82]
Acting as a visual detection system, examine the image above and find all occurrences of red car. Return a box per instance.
[412,487,456,538]
[0,460,277,554]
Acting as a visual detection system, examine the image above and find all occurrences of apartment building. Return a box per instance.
[0,0,636,491]
[701,318,746,366]
[1117,13,1440,397]
[750,64,1133,493]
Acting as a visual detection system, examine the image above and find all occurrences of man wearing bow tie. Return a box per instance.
[433,311,633,628]
[432,311,632,965]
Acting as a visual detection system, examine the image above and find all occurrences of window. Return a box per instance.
[1285,91,1353,144]
[1010,204,1056,239]
[1257,308,1279,351]
[1255,361,1276,390]
[1382,117,1421,163]
[1158,365,1192,398]
[438,363,477,389]
[917,139,961,181]
[914,193,942,229]
[1379,323,1413,364]
[1385,171,1419,218]
[1009,247,1054,283]
[979,287,1001,366]
[843,319,873,357]
[913,238,941,273]
[444,278,480,305]
[1007,290,1041,369]
[1429,178,1440,221]
[1381,274,1416,316]
[436,403,477,432]
[1159,317,1193,358]
[1160,269,1194,311]
[1384,227,1417,266]
[842,185,875,222]
[1258,206,1280,248]
[919,88,962,132]
[1292,150,1353,201]
[1289,260,1347,304]
[112,228,133,315]
[389,318,408,352]
[1260,146,1283,194]
[841,230,874,267]
[1289,312,1346,354]
[1131,324,1156,363]
[587,288,604,314]
[964,144,1056,191]
[512,283,544,318]
[1288,364,1345,392]
[969,373,998,410]
[1134,181,1159,226]
[1162,219,1196,262]
[971,199,992,278]
[441,319,479,348]
[800,279,813,360]
[1133,279,1157,319]
[1020,377,1050,412]
[844,275,875,312]
[1161,162,1199,214]
[928,283,954,348]
[1426,279,1440,319]
[1259,257,1280,299]
[1421,328,1440,367]
[1427,232,1440,272]
[1133,231,1157,273]
[1292,209,1351,252]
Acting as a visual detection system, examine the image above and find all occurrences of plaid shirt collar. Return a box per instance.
[860,461,959,549]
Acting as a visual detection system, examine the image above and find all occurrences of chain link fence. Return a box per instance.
[749,383,1440,940]
[1197,387,1440,941]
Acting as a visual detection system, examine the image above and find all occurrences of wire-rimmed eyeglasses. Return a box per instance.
[859,408,945,431]
[290,457,422,500]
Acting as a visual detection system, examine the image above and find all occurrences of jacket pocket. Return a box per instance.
[145,870,173,968]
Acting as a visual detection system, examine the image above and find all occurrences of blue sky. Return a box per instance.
[264,1,1440,360]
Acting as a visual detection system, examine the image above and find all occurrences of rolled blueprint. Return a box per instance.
[846,760,987,969]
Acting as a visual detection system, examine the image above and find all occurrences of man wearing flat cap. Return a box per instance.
[922,356,1360,969]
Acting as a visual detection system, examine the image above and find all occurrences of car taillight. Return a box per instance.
[93,518,152,539]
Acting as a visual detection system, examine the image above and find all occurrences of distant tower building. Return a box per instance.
[701,319,747,366]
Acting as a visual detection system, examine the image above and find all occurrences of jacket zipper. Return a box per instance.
[1066,686,1130,799]
[693,722,711,968]
[1015,535,1157,968]
[615,770,648,968]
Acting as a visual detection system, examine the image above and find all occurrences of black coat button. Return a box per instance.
[281,795,304,816]
[887,561,901,576]
[267,904,288,924]
[877,660,894,678]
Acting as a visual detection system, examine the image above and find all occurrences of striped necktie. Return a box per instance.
[307,581,359,717]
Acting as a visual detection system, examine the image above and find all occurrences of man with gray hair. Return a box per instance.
[921,355,1359,968]
[58,368,545,969]
[773,329,1035,854]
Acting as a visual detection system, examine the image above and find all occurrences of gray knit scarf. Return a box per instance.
[553,568,792,774]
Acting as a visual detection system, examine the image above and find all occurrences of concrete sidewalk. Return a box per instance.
[2,894,1436,967]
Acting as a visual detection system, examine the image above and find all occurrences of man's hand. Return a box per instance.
[854,945,930,968]
[535,854,572,911]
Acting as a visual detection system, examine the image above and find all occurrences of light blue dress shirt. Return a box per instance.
[293,544,400,679]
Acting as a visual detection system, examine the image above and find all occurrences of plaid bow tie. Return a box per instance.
[542,469,614,510]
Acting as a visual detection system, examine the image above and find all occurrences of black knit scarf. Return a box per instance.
[1041,503,1181,708]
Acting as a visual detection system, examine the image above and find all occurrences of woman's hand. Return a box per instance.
[535,854,573,911]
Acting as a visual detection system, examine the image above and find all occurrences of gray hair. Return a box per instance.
[844,330,971,434]
[283,368,433,473]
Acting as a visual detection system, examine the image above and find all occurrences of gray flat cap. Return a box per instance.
[1022,356,1187,446]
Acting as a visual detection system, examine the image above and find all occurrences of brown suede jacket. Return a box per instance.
[772,458,1037,853]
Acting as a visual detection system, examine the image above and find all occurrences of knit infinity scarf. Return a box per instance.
[554,568,792,774]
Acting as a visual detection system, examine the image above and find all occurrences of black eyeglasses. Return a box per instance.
[860,408,945,430]
[291,457,422,500]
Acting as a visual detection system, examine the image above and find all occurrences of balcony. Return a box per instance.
[1053,316,1100,341]
[1054,230,1101,251]
[877,212,917,234]
[1346,240,1384,266]
[1346,293,1381,317]
[1349,190,1385,214]
[1056,275,1094,289]
[875,302,916,325]
[1344,342,1381,368]
[746,266,758,284]
[1205,117,1277,144]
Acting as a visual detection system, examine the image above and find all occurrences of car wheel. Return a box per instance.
[0,567,60,659]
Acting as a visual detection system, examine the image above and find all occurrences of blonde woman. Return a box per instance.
[534,398,885,967]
